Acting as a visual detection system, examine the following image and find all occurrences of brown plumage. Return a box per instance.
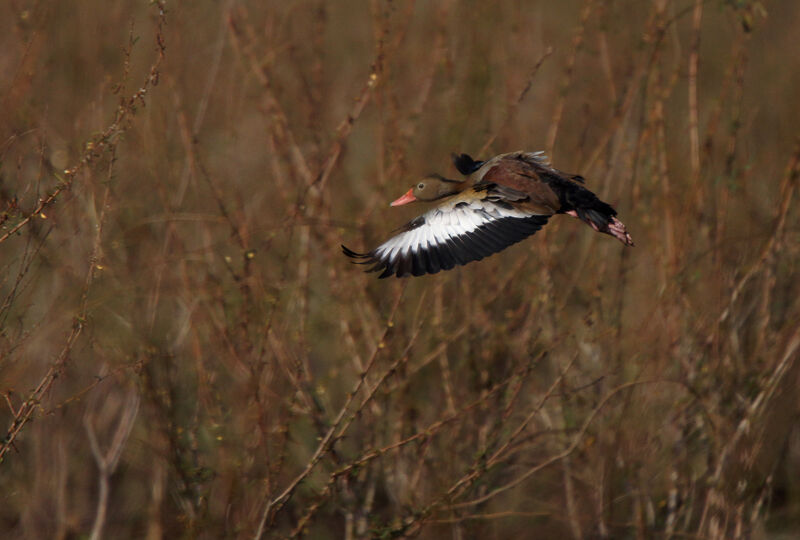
[343,151,634,278]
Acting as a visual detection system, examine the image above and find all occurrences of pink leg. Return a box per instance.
[566,210,634,246]
[607,216,635,246]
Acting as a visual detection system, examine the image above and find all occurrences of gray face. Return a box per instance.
[412,179,440,201]
[411,176,460,202]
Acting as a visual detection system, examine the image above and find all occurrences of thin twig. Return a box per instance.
[85,390,140,540]
[0,3,167,246]
[448,379,680,510]
[479,47,553,156]
[254,286,406,538]
[546,0,594,157]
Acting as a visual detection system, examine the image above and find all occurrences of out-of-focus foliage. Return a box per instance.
[1,1,799,538]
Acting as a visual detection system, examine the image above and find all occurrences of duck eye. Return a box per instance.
[417,183,425,189]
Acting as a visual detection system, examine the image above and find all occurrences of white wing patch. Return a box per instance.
[374,201,527,262]
[343,198,550,278]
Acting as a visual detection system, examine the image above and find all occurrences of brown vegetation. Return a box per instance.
[1,0,799,538]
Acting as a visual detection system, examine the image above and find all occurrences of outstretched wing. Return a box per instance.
[342,194,550,278]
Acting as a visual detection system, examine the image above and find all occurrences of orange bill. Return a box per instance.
[390,188,416,207]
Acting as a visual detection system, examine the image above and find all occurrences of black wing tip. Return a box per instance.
[342,244,401,277]
[451,152,485,175]
[344,213,550,279]
[369,252,450,279]
[342,244,380,267]
[342,244,367,259]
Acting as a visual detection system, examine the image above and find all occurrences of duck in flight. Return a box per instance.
[342,151,633,278]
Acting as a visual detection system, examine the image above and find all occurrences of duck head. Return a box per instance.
[390,174,463,206]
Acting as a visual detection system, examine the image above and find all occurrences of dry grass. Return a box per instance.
[1,0,799,538]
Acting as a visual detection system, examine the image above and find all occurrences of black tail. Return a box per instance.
[451,153,485,175]
[575,201,617,231]
[559,186,634,246]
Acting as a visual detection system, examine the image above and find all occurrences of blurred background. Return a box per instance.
[1,0,799,538]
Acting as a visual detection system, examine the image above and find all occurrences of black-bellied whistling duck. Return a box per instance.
[343,151,633,278]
